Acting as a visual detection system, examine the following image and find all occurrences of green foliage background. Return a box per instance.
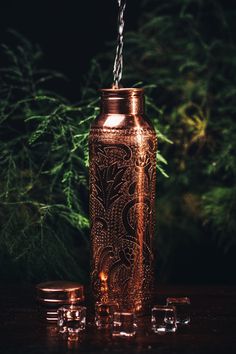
[0,0,236,284]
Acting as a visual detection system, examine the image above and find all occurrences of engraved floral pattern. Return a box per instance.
[89,129,157,313]
[94,162,127,209]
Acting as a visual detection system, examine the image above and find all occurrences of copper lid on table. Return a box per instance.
[36,281,84,304]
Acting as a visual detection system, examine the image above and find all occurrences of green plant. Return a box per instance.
[0,32,94,282]
[1,0,236,283]
[112,0,236,279]
[0,31,167,282]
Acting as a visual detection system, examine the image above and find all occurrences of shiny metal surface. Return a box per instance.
[36,281,84,304]
[36,281,85,322]
[89,88,157,314]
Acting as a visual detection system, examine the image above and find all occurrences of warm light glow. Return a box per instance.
[99,271,108,282]
[69,291,76,303]
[99,271,109,302]
[104,115,125,127]
[135,304,142,312]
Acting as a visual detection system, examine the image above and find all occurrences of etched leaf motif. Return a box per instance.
[94,162,127,209]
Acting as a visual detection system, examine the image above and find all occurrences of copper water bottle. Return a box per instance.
[89,88,157,314]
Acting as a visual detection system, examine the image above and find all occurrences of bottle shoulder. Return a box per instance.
[90,113,156,132]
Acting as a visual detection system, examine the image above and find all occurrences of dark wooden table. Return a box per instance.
[0,285,236,354]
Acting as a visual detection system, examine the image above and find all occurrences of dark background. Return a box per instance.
[0,0,236,285]
[0,0,141,100]
[1,0,235,97]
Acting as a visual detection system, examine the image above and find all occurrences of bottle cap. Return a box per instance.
[36,281,85,322]
[36,281,84,305]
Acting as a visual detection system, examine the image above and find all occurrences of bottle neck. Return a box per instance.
[100,88,144,115]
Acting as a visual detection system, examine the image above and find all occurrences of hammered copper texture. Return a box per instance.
[89,89,157,314]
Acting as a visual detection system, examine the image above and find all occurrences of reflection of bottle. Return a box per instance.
[89,88,157,314]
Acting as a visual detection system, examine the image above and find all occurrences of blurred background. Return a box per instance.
[0,0,236,285]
